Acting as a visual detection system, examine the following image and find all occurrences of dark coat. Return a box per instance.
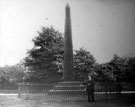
[86,79,95,92]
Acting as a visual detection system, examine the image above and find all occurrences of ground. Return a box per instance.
[0,94,135,107]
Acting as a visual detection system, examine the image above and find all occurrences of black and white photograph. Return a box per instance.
[0,0,135,106]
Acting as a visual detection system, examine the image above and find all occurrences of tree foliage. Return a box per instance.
[109,54,128,82]
[94,54,135,83]
[0,62,26,83]
[74,48,96,81]
[125,56,135,83]
[94,63,114,82]
[24,27,64,82]
[23,26,135,83]
[24,26,97,82]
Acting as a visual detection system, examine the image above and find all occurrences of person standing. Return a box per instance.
[86,75,95,102]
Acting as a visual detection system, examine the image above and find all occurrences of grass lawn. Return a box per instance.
[0,94,135,107]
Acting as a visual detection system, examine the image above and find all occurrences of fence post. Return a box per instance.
[105,84,107,102]
[18,82,21,98]
[25,82,29,100]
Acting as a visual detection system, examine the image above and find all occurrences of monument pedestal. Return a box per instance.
[48,81,86,95]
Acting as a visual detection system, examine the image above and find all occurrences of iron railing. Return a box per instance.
[18,82,126,101]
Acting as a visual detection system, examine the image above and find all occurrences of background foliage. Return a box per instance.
[0,26,135,83]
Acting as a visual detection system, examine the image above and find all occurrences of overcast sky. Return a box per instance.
[0,0,135,67]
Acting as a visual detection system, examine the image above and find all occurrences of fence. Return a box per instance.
[18,81,126,102]
[0,81,18,93]
[0,81,18,90]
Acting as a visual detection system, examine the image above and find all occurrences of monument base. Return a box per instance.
[48,81,86,95]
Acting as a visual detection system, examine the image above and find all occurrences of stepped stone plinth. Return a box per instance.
[48,81,86,95]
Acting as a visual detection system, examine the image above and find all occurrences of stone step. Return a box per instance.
[53,85,85,90]
[57,81,81,86]
[48,81,86,95]
[48,89,86,95]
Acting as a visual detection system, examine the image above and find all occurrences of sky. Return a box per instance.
[0,0,135,67]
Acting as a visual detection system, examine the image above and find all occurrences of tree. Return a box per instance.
[95,63,114,81]
[24,26,64,82]
[74,48,96,81]
[93,54,130,82]
[126,57,135,83]
[0,62,26,83]
[109,54,128,82]
[24,26,98,82]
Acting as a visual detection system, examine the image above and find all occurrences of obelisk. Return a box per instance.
[63,4,74,81]
[48,5,85,95]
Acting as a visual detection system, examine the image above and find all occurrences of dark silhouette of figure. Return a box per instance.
[86,75,95,102]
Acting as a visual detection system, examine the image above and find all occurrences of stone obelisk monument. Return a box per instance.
[48,4,85,95]
[64,4,74,81]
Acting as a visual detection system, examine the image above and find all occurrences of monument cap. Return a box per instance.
[66,3,70,8]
